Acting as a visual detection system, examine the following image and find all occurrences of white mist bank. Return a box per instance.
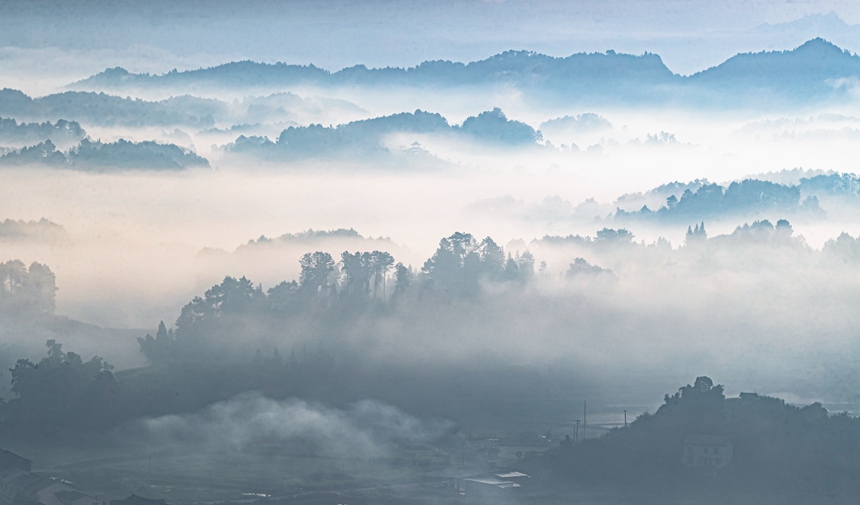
[0,133,859,329]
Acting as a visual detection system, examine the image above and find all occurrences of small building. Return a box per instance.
[0,449,33,472]
[495,471,529,482]
[0,450,101,505]
[404,141,430,155]
[0,473,101,505]
[463,476,520,495]
[109,495,167,505]
[421,469,483,494]
[681,435,732,468]
[0,467,40,503]
[55,490,100,505]
[30,479,80,505]
[422,469,528,495]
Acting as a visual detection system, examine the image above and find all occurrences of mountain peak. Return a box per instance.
[794,37,845,54]
[759,11,851,31]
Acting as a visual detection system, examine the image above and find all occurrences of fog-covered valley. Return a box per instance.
[4,2,860,504]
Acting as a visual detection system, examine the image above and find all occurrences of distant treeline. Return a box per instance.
[139,232,539,364]
[614,178,822,222]
[612,173,860,223]
[227,108,542,161]
[0,218,66,243]
[0,138,209,170]
[0,88,365,130]
[74,38,860,108]
[0,89,217,128]
[146,220,860,365]
[0,117,85,146]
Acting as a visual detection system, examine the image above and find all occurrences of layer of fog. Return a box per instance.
[5,103,860,329]
[123,392,452,459]
[0,81,860,416]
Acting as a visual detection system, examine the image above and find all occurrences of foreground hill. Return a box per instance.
[534,377,860,504]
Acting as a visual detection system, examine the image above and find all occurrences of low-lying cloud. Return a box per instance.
[132,393,453,458]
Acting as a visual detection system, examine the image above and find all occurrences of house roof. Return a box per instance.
[5,471,43,490]
[27,479,69,494]
[0,449,32,469]
[423,468,484,479]
[495,471,528,479]
[111,494,167,505]
[464,477,520,488]
[684,435,731,446]
[56,491,89,502]
[0,466,23,479]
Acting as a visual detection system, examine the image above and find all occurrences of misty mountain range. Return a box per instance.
[0,118,85,148]
[0,89,217,128]
[0,138,209,171]
[614,179,825,223]
[470,172,860,226]
[226,108,541,162]
[74,38,860,108]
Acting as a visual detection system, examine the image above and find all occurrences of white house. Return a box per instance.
[681,434,733,468]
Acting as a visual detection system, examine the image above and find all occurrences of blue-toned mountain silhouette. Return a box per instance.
[0,139,209,171]
[73,39,860,109]
[0,89,219,128]
[226,108,542,163]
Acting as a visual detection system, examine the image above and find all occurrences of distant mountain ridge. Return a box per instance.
[689,38,860,99]
[0,89,216,127]
[0,138,209,171]
[72,39,860,109]
[78,49,673,89]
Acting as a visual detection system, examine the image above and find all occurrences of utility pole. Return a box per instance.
[574,420,580,443]
[624,410,628,428]
[583,401,587,441]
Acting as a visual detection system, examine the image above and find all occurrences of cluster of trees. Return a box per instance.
[0,138,209,170]
[540,227,637,249]
[614,178,823,222]
[139,232,537,365]
[0,88,216,128]
[243,228,370,247]
[0,218,66,243]
[422,232,535,295]
[565,257,613,278]
[228,108,542,161]
[4,340,115,432]
[684,222,707,245]
[539,113,612,135]
[822,232,860,261]
[542,376,860,500]
[0,259,56,316]
[799,172,860,197]
[0,117,85,146]
[539,219,816,280]
[0,337,349,436]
